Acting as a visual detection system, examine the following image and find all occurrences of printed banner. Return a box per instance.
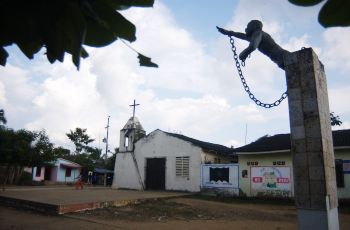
[251,166,292,197]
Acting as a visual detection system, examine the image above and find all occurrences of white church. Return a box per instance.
[112,115,236,192]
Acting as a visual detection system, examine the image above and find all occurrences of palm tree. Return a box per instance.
[0,109,6,125]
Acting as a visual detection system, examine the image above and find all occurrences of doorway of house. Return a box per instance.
[44,167,51,181]
[145,158,166,190]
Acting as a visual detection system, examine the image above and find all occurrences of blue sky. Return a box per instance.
[1,0,350,152]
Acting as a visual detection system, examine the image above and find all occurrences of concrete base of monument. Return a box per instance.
[297,208,339,230]
[0,186,189,215]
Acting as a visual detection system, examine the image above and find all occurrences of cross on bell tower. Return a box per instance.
[119,99,145,153]
[129,99,140,119]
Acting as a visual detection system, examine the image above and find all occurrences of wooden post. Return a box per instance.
[285,48,339,230]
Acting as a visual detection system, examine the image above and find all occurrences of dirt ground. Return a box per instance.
[1,197,350,230]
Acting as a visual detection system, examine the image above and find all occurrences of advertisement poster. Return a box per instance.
[201,164,239,189]
[251,166,292,197]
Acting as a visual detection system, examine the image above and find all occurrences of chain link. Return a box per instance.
[229,36,288,109]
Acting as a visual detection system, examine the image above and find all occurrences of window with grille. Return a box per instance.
[176,156,190,177]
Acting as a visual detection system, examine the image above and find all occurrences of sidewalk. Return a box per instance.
[0,185,189,214]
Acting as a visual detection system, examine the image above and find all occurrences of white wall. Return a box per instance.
[55,159,81,183]
[56,166,80,183]
[113,152,143,190]
[113,130,203,192]
[32,167,45,181]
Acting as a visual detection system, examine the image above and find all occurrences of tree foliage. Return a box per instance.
[0,118,110,186]
[0,0,157,69]
[66,127,94,154]
[288,0,350,27]
[0,128,55,167]
[0,127,56,187]
[52,146,71,159]
[85,146,103,161]
[0,109,6,125]
[330,112,342,126]
[31,130,56,167]
[65,127,104,170]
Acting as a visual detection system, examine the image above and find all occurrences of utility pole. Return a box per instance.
[104,115,110,161]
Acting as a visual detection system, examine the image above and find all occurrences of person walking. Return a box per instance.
[75,173,84,190]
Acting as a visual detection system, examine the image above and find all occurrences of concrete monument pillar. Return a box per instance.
[284,48,339,230]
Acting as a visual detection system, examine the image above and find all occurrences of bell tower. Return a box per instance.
[119,100,145,152]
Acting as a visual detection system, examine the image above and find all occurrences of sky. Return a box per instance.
[1,0,350,154]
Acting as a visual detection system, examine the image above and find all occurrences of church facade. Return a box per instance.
[112,116,236,192]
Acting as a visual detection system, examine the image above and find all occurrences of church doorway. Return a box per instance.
[145,158,166,190]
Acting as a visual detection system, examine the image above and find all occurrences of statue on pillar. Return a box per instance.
[217,20,291,70]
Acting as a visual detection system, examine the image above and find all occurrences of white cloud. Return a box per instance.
[0,64,39,128]
[329,85,350,115]
[226,139,242,148]
[141,95,231,139]
[0,81,6,105]
[322,28,350,73]
[2,0,349,153]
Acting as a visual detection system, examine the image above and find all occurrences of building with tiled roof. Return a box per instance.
[113,117,236,192]
[233,129,350,153]
[233,129,350,198]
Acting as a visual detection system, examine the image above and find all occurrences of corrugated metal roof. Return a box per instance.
[94,167,114,174]
[164,131,234,156]
[234,129,350,153]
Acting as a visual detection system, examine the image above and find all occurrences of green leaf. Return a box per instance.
[103,0,155,10]
[16,40,43,59]
[288,0,324,6]
[64,2,88,69]
[81,47,89,59]
[104,11,136,42]
[0,2,43,59]
[0,0,156,70]
[87,1,136,42]
[84,19,116,47]
[319,0,350,27]
[83,0,137,47]
[137,53,158,68]
[0,47,9,66]
[44,1,87,68]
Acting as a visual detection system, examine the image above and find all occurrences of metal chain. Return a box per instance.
[229,36,288,109]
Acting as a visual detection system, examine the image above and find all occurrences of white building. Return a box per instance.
[112,117,236,192]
